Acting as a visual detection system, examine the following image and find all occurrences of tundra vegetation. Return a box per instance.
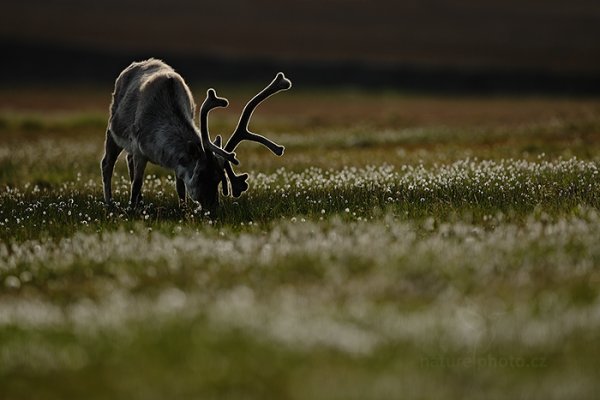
[0,87,600,399]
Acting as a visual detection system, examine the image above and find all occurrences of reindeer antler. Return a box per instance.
[199,89,239,165]
[211,134,231,196]
[224,72,291,154]
[222,72,292,197]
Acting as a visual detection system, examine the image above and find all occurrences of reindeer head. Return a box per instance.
[195,72,292,210]
[186,144,226,211]
[188,88,233,211]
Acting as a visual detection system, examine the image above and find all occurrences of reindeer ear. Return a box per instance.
[178,142,197,165]
[186,140,203,157]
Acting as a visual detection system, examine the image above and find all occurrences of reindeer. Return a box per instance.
[101,58,291,212]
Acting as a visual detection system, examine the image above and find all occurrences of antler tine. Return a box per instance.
[224,72,291,155]
[212,135,230,196]
[199,89,239,165]
[220,172,230,196]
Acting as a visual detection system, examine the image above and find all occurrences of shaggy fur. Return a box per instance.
[101,58,222,209]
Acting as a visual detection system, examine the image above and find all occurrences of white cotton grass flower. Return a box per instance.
[1,210,600,357]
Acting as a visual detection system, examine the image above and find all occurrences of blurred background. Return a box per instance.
[1,0,599,93]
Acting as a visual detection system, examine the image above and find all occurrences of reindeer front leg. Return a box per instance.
[176,177,186,205]
[129,154,148,208]
[126,153,134,182]
[101,130,123,204]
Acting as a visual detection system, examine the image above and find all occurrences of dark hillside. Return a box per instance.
[1,0,599,93]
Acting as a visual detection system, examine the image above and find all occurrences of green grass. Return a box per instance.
[1,93,600,399]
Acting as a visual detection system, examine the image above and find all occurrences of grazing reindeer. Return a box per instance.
[101,58,291,211]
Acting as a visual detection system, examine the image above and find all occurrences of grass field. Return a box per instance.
[1,87,600,399]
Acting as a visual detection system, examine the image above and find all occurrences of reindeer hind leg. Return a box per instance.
[101,130,123,204]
